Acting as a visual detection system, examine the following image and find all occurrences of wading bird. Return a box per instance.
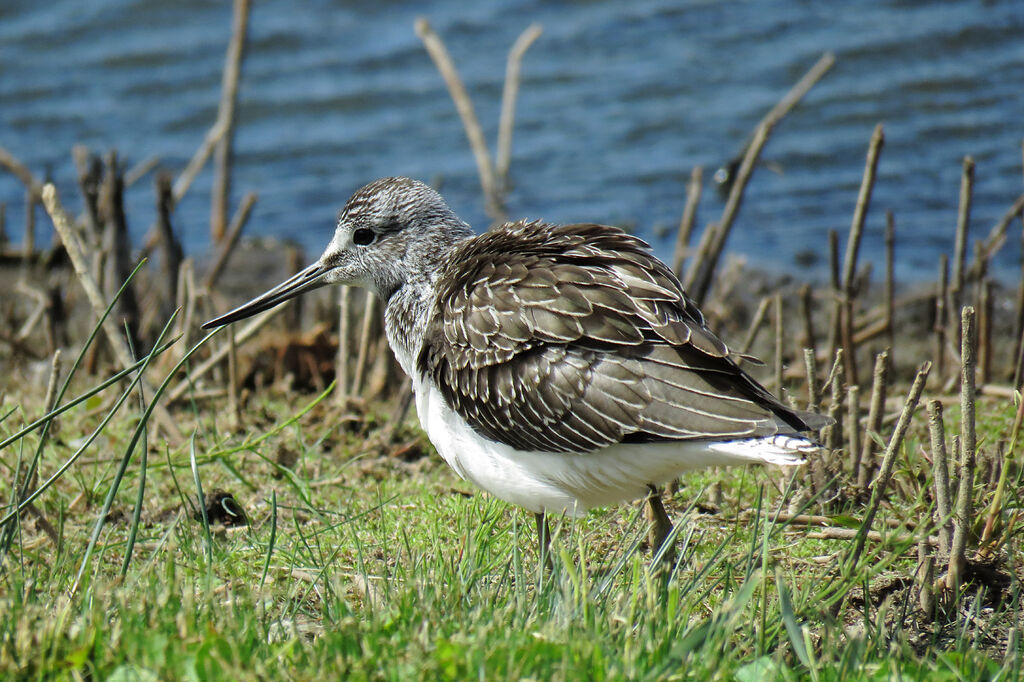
[204,177,826,562]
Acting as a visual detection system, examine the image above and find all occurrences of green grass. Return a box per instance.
[1,365,1020,681]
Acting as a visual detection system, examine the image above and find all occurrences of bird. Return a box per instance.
[203,176,828,563]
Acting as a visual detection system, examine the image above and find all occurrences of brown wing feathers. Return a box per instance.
[418,220,818,454]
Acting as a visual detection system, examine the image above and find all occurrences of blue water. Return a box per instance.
[1,0,1022,282]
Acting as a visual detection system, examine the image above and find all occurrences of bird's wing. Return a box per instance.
[418,221,824,454]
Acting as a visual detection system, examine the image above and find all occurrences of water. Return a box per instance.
[1,0,1022,283]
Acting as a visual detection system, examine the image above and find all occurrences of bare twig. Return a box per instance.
[155,173,184,309]
[672,166,703,278]
[798,283,816,360]
[123,155,161,188]
[773,293,784,392]
[0,145,45,198]
[967,191,1024,281]
[951,157,974,310]
[934,254,948,379]
[827,229,841,367]
[927,400,953,555]
[803,348,820,413]
[884,210,895,349]
[688,53,835,304]
[856,350,889,493]
[846,385,861,479]
[949,306,977,590]
[416,18,503,218]
[740,295,772,356]
[848,361,931,571]
[495,23,542,191]
[841,124,885,387]
[210,0,251,243]
[352,292,378,396]
[202,192,257,291]
[336,287,352,404]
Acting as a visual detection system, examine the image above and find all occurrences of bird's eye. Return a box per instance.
[352,228,375,246]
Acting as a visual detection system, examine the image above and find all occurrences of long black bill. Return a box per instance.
[202,262,331,329]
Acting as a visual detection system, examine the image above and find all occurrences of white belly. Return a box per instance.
[412,378,813,517]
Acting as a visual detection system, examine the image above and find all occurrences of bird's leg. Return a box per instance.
[535,511,553,570]
[646,485,676,566]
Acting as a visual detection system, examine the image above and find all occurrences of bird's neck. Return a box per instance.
[382,226,471,378]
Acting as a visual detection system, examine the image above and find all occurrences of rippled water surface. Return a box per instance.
[2,0,1022,281]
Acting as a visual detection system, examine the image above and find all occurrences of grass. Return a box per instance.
[0,346,1021,680]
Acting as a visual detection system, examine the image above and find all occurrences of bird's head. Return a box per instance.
[202,177,471,330]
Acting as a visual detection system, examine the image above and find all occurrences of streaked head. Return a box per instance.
[202,177,471,329]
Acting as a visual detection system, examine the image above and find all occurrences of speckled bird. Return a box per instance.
[204,177,827,560]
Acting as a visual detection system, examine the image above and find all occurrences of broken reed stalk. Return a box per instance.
[416,18,502,219]
[202,192,258,291]
[840,123,885,388]
[495,23,542,192]
[827,229,841,367]
[846,384,861,479]
[336,287,351,404]
[687,52,835,305]
[798,283,816,359]
[23,189,36,261]
[927,399,953,555]
[123,154,160,188]
[856,350,889,493]
[100,151,141,349]
[227,324,240,427]
[740,295,771,357]
[934,254,948,378]
[949,306,977,590]
[847,361,931,572]
[950,156,974,312]
[352,291,377,396]
[967,192,1024,281]
[672,166,703,278]
[773,293,784,392]
[825,351,845,453]
[803,348,820,413]
[917,538,935,614]
[978,278,992,385]
[210,0,251,243]
[154,173,184,308]
[884,210,895,349]
[41,184,183,443]
[0,145,45,198]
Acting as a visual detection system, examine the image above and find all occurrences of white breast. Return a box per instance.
[412,377,813,517]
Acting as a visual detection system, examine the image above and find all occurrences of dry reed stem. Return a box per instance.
[227,325,240,428]
[917,538,935,614]
[154,173,183,308]
[798,283,816,359]
[967,191,1024,281]
[496,24,542,191]
[856,350,889,492]
[841,124,885,387]
[825,352,846,453]
[41,183,183,443]
[949,306,977,590]
[951,157,974,310]
[978,278,992,385]
[0,146,45,198]
[352,291,377,396]
[827,229,841,366]
[202,192,258,291]
[848,361,931,571]
[123,155,160,189]
[210,0,251,243]
[336,287,352,403]
[740,295,772,356]
[927,399,953,555]
[884,210,895,349]
[172,119,228,204]
[935,254,948,379]
[687,52,835,304]
[803,348,820,413]
[672,166,703,277]
[23,190,36,260]
[846,385,861,479]
[416,18,502,219]
[773,293,784,392]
